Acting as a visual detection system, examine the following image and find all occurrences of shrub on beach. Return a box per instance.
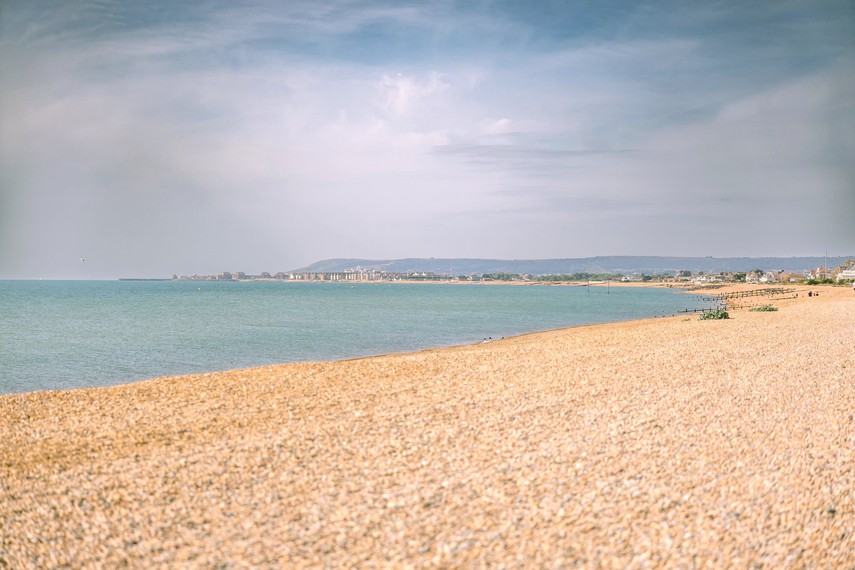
[750,305,778,312]
[699,308,729,320]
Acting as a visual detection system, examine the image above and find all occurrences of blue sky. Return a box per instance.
[1,0,853,278]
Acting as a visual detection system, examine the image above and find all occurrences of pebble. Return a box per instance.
[1,285,853,568]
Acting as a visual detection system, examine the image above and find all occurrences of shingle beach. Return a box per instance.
[2,285,853,568]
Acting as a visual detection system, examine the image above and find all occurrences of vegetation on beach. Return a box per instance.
[699,308,730,320]
[750,305,779,312]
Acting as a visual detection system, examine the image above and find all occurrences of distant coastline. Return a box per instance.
[289,255,855,276]
[142,255,855,286]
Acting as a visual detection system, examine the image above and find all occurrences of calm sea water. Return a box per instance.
[0,280,706,394]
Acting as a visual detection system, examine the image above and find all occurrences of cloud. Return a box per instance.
[380,71,449,117]
[480,117,511,135]
[1,1,853,276]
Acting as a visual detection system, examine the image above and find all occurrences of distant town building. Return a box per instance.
[808,267,830,280]
[836,260,855,281]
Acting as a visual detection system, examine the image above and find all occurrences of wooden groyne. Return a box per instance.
[709,287,799,309]
[690,287,796,303]
[681,287,799,312]
[714,287,796,300]
[683,283,727,292]
[679,307,722,314]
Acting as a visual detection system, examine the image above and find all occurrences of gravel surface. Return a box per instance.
[2,285,853,568]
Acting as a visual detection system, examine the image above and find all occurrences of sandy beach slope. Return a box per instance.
[1,285,853,568]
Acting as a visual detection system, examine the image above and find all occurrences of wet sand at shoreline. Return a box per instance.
[2,285,853,568]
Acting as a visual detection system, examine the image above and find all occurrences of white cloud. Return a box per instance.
[380,71,449,116]
[480,117,512,135]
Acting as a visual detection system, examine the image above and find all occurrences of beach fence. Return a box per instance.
[682,291,728,312]
[710,287,798,309]
[670,287,797,318]
[714,287,796,300]
[679,287,797,314]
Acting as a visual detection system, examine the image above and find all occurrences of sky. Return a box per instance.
[1,1,853,279]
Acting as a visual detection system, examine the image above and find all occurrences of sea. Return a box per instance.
[0,280,708,394]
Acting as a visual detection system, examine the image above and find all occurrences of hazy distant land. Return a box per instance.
[159,255,854,282]
[292,255,852,275]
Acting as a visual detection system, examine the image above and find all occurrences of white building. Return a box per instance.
[836,260,855,281]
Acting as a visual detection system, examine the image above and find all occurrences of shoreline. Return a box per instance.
[0,281,713,397]
[2,284,852,567]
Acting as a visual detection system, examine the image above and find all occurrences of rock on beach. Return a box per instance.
[1,285,853,568]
